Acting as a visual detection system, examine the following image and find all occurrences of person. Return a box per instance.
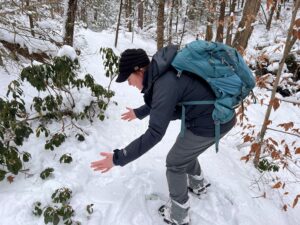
[91,46,236,225]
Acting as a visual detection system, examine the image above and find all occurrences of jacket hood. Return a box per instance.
[142,45,178,93]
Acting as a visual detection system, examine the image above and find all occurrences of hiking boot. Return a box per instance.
[188,174,211,196]
[158,199,190,225]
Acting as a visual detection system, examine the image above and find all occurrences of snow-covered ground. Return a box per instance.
[0,27,300,225]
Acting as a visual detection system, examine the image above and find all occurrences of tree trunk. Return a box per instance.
[137,0,144,29]
[157,0,165,50]
[225,0,237,45]
[276,0,284,20]
[232,0,261,53]
[179,6,188,47]
[216,0,226,42]
[80,1,87,24]
[241,0,244,8]
[205,0,217,41]
[175,0,179,43]
[168,0,175,45]
[94,8,98,22]
[0,53,3,67]
[115,0,123,48]
[255,0,300,166]
[266,0,278,30]
[125,0,132,32]
[188,0,196,20]
[21,0,24,13]
[63,0,78,46]
[50,2,54,19]
[26,0,35,37]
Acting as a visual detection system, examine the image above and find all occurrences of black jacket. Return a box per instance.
[113,45,236,166]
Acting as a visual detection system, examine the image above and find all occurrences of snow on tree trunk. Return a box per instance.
[26,0,35,37]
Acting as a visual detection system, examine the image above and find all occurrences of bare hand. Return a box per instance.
[90,152,114,173]
[121,107,137,121]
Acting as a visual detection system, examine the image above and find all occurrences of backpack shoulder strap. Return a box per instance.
[179,100,221,153]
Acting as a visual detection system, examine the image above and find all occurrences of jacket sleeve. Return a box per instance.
[113,75,179,166]
[133,104,151,120]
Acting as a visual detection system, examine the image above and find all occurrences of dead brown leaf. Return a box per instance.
[277,122,294,131]
[292,195,300,208]
[7,176,14,184]
[272,181,282,189]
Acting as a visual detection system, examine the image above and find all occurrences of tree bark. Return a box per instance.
[241,0,244,8]
[187,0,196,20]
[125,0,132,32]
[63,0,78,46]
[216,0,226,42]
[115,0,123,48]
[157,0,165,50]
[0,53,3,67]
[137,0,144,29]
[232,0,261,53]
[266,0,278,30]
[79,0,87,24]
[168,0,175,45]
[205,0,217,42]
[21,0,24,13]
[255,0,300,166]
[179,6,188,47]
[225,0,237,46]
[276,0,283,20]
[175,0,179,43]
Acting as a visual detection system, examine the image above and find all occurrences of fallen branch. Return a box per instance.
[0,39,50,63]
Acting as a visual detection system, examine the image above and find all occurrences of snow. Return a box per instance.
[0,16,300,225]
[267,62,280,72]
[57,45,77,61]
[0,17,60,56]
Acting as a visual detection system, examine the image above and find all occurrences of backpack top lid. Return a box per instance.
[171,40,255,124]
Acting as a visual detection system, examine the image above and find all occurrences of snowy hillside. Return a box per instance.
[0,26,300,225]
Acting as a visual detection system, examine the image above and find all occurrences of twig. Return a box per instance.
[277,97,300,105]
[260,3,268,25]
[266,127,300,138]
[70,120,88,135]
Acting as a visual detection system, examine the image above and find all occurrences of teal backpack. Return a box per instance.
[171,40,256,152]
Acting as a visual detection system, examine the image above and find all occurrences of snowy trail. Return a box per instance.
[0,29,300,225]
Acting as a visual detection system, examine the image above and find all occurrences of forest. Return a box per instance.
[0,0,299,225]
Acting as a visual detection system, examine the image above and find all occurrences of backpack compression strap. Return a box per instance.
[179,100,221,153]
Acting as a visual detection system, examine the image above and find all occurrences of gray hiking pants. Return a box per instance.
[166,129,220,204]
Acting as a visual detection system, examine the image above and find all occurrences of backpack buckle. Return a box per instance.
[177,71,182,78]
